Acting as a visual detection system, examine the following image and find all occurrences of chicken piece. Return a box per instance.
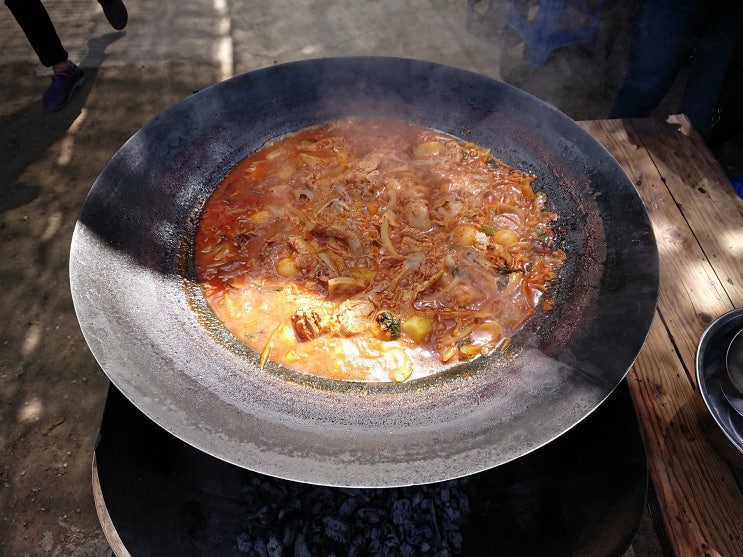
[313,222,364,256]
[290,308,329,341]
[327,276,368,295]
[287,236,314,254]
[333,299,377,336]
[388,177,431,231]
[401,195,432,231]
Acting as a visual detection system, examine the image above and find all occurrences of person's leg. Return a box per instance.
[608,0,704,118]
[679,12,740,141]
[5,0,85,110]
[97,0,128,31]
[5,0,67,67]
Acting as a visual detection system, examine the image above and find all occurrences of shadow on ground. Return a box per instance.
[0,33,125,212]
[0,26,219,554]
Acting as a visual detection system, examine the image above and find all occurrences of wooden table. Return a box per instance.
[579,116,743,557]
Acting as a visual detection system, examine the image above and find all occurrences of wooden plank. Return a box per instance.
[631,115,743,309]
[579,118,743,557]
[630,315,743,557]
[579,118,731,380]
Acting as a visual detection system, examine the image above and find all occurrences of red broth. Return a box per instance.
[194,118,565,382]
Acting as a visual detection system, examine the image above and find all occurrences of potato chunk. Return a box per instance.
[402,315,433,344]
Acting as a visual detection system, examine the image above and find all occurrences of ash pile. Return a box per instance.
[234,474,471,557]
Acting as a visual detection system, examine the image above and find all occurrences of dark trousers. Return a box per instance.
[5,0,68,67]
[608,0,740,141]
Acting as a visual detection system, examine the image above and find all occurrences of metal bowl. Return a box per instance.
[696,307,743,454]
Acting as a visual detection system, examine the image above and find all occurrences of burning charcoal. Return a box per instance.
[266,535,283,557]
[381,536,400,557]
[256,505,272,525]
[255,479,278,499]
[400,520,421,544]
[417,523,438,546]
[429,506,441,541]
[236,532,252,553]
[347,534,365,557]
[369,526,382,545]
[443,504,461,523]
[411,491,424,508]
[440,487,449,502]
[278,498,301,521]
[449,531,463,552]
[322,515,350,545]
[454,491,470,516]
[356,506,384,525]
[282,519,298,548]
[338,496,358,519]
[392,498,411,526]
[235,473,471,557]
[252,537,268,557]
[293,533,311,557]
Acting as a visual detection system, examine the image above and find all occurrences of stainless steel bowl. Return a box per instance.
[696,307,743,454]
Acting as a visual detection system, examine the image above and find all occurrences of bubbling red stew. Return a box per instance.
[194,118,566,382]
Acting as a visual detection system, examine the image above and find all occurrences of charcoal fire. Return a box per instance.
[234,473,471,556]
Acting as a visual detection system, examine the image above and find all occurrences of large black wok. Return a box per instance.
[70,57,658,487]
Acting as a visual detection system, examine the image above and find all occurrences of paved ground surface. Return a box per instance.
[1,0,739,555]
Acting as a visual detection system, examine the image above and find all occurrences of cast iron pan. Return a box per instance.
[70,57,658,487]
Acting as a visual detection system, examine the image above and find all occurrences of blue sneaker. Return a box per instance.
[42,64,86,111]
[732,175,743,200]
[99,0,128,31]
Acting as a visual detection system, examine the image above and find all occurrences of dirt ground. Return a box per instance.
[0,56,224,554]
